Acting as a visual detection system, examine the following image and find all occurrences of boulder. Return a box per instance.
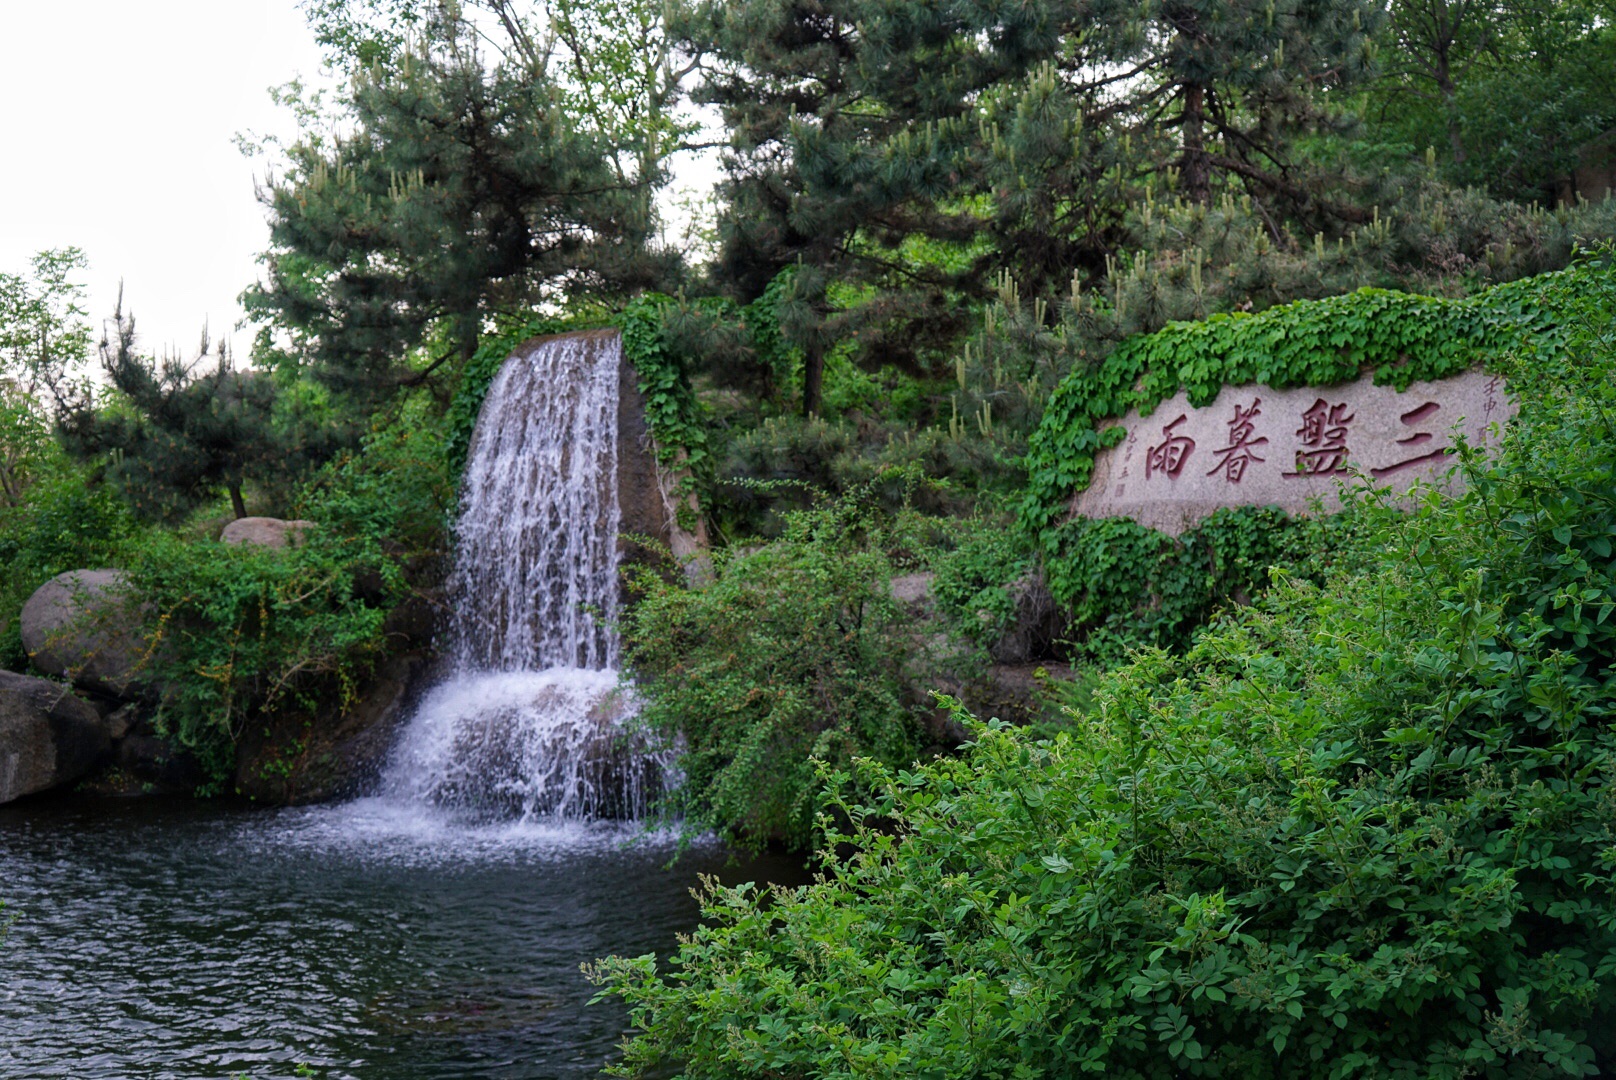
[117,735,206,794]
[0,670,110,804]
[220,517,315,548]
[988,572,1067,665]
[234,653,426,805]
[20,570,147,699]
[890,572,936,618]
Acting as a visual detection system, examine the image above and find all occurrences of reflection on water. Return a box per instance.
[0,796,807,1080]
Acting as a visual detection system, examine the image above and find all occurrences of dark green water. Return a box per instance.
[0,796,805,1079]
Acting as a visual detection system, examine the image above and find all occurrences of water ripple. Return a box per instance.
[0,798,804,1079]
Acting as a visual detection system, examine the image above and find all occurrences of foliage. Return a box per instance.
[590,258,1616,1079]
[1052,507,1365,666]
[0,451,140,671]
[0,247,94,513]
[58,308,294,522]
[301,0,696,208]
[0,247,92,407]
[125,408,451,788]
[244,9,671,413]
[1367,0,1616,201]
[929,511,1038,651]
[618,293,711,476]
[675,0,1382,415]
[621,489,928,851]
[713,415,1018,539]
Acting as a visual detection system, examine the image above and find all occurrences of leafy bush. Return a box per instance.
[621,491,929,851]
[715,415,1018,538]
[0,448,140,670]
[1046,506,1364,666]
[128,409,452,787]
[929,512,1038,651]
[590,267,1616,1076]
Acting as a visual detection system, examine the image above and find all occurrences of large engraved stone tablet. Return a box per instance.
[1071,370,1514,534]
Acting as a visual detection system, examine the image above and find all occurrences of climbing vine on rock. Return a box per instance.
[617,294,710,478]
[991,261,1613,662]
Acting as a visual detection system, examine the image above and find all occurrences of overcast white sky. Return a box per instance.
[0,1,331,356]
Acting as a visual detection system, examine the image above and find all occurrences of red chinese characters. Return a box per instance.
[1206,398,1268,482]
[1370,401,1449,477]
[1289,399,1354,475]
[1145,414,1195,479]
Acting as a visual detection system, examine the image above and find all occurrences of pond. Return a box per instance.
[0,795,806,1079]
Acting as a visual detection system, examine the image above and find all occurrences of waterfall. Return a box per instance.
[379,332,672,822]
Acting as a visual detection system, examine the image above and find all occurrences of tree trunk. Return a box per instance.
[1435,52,1466,165]
[229,482,247,521]
[801,339,825,419]
[1181,83,1211,204]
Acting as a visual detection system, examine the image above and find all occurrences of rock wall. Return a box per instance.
[613,333,709,571]
[1072,370,1515,534]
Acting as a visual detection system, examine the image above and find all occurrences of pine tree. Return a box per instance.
[59,305,286,522]
[675,0,1380,414]
[245,11,675,412]
[675,1,1037,414]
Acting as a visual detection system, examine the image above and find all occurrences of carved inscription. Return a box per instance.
[1146,415,1195,479]
[1290,399,1355,476]
[1071,371,1514,535]
[1207,398,1268,483]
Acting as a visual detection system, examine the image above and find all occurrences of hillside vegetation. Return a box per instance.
[588,262,1616,1077]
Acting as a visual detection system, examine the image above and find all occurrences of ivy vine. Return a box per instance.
[618,294,710,477]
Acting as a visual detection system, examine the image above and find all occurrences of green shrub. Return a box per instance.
[590,266,1616,1076]
[1048,506,1365,666]
[715,415,1017,538]
[622,490,930,851]
[0,450,141,670]
[929,512,1038,651]
[128,410,451,787]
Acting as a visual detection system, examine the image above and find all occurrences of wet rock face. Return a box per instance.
[220,517,315,548]
[20,570,147,700]
[234,653,427,805]
[988,572,1067,665]
[614,342,710,582]
[0,670,110,805]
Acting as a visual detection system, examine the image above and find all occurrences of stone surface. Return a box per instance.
[20,570,147,699]
[103,703,139,741]
[234,653,426,805]
[889,573,936,617]
[608,332,711,581]
[116,735,206,794]
[988,573,1067,665]
[1071,370,1515,534]
[0,670,110,804]
[220,517,315,548]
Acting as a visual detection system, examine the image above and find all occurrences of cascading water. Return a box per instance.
[379,332,673,822]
